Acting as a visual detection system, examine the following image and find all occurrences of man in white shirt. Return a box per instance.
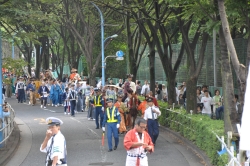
[144,97,161,145]
[141,80,150,96]
[201,90,213,117]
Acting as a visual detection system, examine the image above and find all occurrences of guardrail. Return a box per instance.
[0,103,15,145]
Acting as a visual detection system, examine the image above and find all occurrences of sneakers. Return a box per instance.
[52,104,54,106]
[48,104,50,106]
[28,101,31,105]
[88,118,90,120]
[75,111,78,114]
[68,113,70,115]
[55,105,58,107]
[93,119,95,121]
[44,106,46,109]
[41,105,43,108]
[64,112,67,115]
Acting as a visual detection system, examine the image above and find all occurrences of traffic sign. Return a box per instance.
[116,50,124,57]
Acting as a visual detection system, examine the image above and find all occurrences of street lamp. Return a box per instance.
[91,2,118,87]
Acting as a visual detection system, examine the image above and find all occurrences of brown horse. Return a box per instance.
[127,93,140,129]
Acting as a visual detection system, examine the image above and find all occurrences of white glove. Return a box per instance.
[116,124,120,128]
[102,107,104,111]
[102,127,105,131]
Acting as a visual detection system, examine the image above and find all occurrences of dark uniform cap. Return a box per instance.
[146,97,154,102]
[117,92,124,98]
[106,98,114,103]
[94,88,101,92]
[46,117,63,126]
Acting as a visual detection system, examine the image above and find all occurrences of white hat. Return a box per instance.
[46,117,63,126]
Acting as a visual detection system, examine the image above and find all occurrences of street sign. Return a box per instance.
[116,50,124,57]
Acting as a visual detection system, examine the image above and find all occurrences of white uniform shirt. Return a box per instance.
[144,106,161,120]
[40,131,67,165]
[201,96,212,114]
[141,84,150,95]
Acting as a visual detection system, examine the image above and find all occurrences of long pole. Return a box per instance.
[91,2,105,87]
[12,38,14,59]
[213,28,217,87]
[0,29,3,147]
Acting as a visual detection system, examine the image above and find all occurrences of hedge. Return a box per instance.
[138,97,228,165]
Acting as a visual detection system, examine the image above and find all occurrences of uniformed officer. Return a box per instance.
[144,97,161,145]
[40,117,67,166]
[102,98,121,152]
[90,89,104,129]
[15,77,25,103]
[68,84,77,117]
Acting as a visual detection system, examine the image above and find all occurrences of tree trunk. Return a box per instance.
[148,46,155,96]
[186,76,198,113]
[35,42,42,79]
[166,72,177,105]
[218,27,234,133]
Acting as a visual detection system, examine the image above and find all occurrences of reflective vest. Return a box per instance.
[107,107,118,123]
[94,95,102,106]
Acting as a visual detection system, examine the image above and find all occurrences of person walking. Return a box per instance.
[91,89,104,129]
[68,84,77,117]
[40,117,67,166]
[102,98,121,152]
[124,117,154,166]
[144,97,161,145]
[38,82,50,109]
[15,77,25,103]
[50,80,60,107]
[26,79,36,106]
[62,88,70,115]
[114,92,127,134]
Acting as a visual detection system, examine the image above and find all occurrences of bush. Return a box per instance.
[137,96,227,165]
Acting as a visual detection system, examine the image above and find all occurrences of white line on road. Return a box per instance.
[70,117,107,162]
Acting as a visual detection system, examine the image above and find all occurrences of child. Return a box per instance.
[62,88,70,115]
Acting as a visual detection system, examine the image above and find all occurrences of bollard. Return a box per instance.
[173,103,175,110]
[190,110,193,115]
[230,146,234,166]
[221,136,224,150]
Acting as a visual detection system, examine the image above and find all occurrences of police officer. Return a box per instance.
[91,89,104,129]
[15,77,25,103]
[102,98,121,152]
[144,97,161,145]
[68,84,77,117]
[40,117,67,166]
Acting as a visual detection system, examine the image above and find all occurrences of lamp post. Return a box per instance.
[0,29,3,147]
[90,2,118,87]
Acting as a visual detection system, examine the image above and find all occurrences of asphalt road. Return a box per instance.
[5,97,204,166]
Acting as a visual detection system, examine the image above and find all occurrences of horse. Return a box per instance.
[127,91,140,129]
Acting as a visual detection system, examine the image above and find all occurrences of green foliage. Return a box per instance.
[156,99,227,165]
[2,57,27,76]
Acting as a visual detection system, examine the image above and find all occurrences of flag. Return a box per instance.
[102,132,105,146]
[240,65,250,150]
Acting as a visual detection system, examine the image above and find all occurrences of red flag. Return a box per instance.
[102,131,105,146]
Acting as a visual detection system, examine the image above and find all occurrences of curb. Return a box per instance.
[160,126,212,166]
[0,122,20,166]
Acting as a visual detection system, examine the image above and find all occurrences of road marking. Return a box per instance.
[70,117,107,162]
[34,118,46,124]
[48,110,55,113]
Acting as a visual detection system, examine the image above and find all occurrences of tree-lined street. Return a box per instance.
[5,98,203,166]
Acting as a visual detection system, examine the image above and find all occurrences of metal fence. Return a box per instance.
[0,103,15,145]
[137,38,248,89]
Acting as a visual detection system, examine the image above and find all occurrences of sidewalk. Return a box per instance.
[0,122,20,166]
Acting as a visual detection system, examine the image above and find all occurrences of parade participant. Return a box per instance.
[38,82,50,109]
[40,117,67,166]
[144,97,161,145]
[137,95,149,117]
[106,86,116,102]
[102,98,121,152]
[91,89,104,129]
[77,89,84,112]
[5,75,12,98]
[50,80,60,107]
[58,81,65,106]
[69,68,81,82]
[124,117,154,166]
[26,79,36,106]
[68,84,77,117]
[15,77,25,103]
[62,88,70,115]
[45,79,52,106]
[87,87,95,120]
[122,74,136,102]
[114,92,127,134]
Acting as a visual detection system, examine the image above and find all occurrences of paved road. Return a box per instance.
[5,98,204,166]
